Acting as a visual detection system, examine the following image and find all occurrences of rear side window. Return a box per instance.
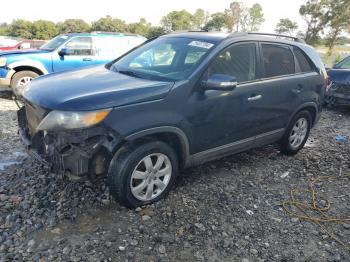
[293,47,314,72]
[262,44,295,78]
[208,43,256,83]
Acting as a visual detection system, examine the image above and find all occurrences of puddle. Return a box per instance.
[0,161,19,171]
[0,151,27,171]
[34,206,131,246]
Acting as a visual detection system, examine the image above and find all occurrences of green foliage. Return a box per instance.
[31,20,58,39]
[147,26,166,38]
[91,16,127,32]
[191,9,206,29]
[203,12,226,31]
[128,18,152,37]
[324,0,350,55]
[224,2,265,32]
[8,19,33,39]
[57,19,90,33]
[0,23,9,36]
[275,18,299,35]
[299,0,328,45]
[247,3,265,31]
[161,10,193,31]
[224,1,243,32]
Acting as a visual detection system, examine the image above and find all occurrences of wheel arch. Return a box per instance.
[8,61,48,77]
[124,126,190,169]
[289,102,318,127]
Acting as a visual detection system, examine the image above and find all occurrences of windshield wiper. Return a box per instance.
[117,69,143,79]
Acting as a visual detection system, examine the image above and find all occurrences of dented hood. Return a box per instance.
[23,65,174,111]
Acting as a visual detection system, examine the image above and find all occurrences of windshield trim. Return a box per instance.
[39,35,71,51]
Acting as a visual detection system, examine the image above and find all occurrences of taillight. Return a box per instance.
[324,74,330,92]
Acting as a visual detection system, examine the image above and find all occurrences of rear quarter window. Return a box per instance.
[262,44,295,78]
[293,47,315,73]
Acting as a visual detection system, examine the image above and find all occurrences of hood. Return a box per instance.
[0,49,50,56]
[23,65,174,111]
[328,69,350,85]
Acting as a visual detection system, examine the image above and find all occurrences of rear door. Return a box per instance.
[52,36,95,72]
[251,42,301,138]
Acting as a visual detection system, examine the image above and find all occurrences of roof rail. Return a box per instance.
[227,32,305,43]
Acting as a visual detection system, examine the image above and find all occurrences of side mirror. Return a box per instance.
[58,48,73,56]
[202,74,237,91]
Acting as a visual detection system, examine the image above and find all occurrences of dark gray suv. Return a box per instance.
[18,32,327,207]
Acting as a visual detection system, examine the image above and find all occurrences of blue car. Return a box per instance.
[0,32,146,95]
[326,55,350,107]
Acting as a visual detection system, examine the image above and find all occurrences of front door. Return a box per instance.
[188,42,263,153]
[52,36,96,72]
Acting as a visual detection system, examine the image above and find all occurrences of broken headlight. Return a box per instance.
[36,110,111,131]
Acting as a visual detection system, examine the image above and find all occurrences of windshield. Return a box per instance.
[40,35,69,50]
[111,37,216,81]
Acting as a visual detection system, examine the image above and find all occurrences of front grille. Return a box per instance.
[24,101,48,136]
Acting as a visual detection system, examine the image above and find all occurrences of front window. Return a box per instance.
[111,37,216,81]
[207,43,257,83]
[63,37,93,56]
[40,35,70,51]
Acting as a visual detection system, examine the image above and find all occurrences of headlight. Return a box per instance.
[0,57,6,67]
[36,109,111,131]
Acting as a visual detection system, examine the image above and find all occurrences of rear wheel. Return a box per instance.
[11,71,39,96]
[107,141,179,208]
[280,110,312,155]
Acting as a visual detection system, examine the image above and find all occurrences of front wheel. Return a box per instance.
[279,110,312,155]
[11,71,39,96]
[107,141,179,208]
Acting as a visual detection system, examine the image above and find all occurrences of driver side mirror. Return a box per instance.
[202,74,237,91]
[58,48,73,56]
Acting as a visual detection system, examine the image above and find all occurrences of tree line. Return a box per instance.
[0,2,265,40]
[0,0,349,54]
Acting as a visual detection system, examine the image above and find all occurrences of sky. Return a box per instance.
[1,0,307,33]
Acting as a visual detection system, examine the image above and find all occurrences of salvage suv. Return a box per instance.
[0,32,146,95]
[18,32,327,207]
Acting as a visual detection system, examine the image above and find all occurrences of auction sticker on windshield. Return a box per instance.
[188,41,214,49]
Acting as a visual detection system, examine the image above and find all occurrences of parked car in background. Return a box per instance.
[18,32,327,207]
[0,40,47,51]
[325,55,350,107]
[0,32,146,95]
[0,36,21,48]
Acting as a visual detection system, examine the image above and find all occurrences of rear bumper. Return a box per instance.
[17,107,120,177]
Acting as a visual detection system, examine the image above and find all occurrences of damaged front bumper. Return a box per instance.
[325,83,350,106]
[17,106,121,178]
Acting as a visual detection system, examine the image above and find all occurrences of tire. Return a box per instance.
[279,110,312,156]
[10,71,39,97]
[107,141,179,208]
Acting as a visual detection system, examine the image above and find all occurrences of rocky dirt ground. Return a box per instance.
[0,92,350,262]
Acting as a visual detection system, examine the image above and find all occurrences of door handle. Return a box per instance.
[83,58,92,61]
[247,94,262,101]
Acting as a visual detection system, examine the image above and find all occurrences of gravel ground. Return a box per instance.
[0,93,350,262]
